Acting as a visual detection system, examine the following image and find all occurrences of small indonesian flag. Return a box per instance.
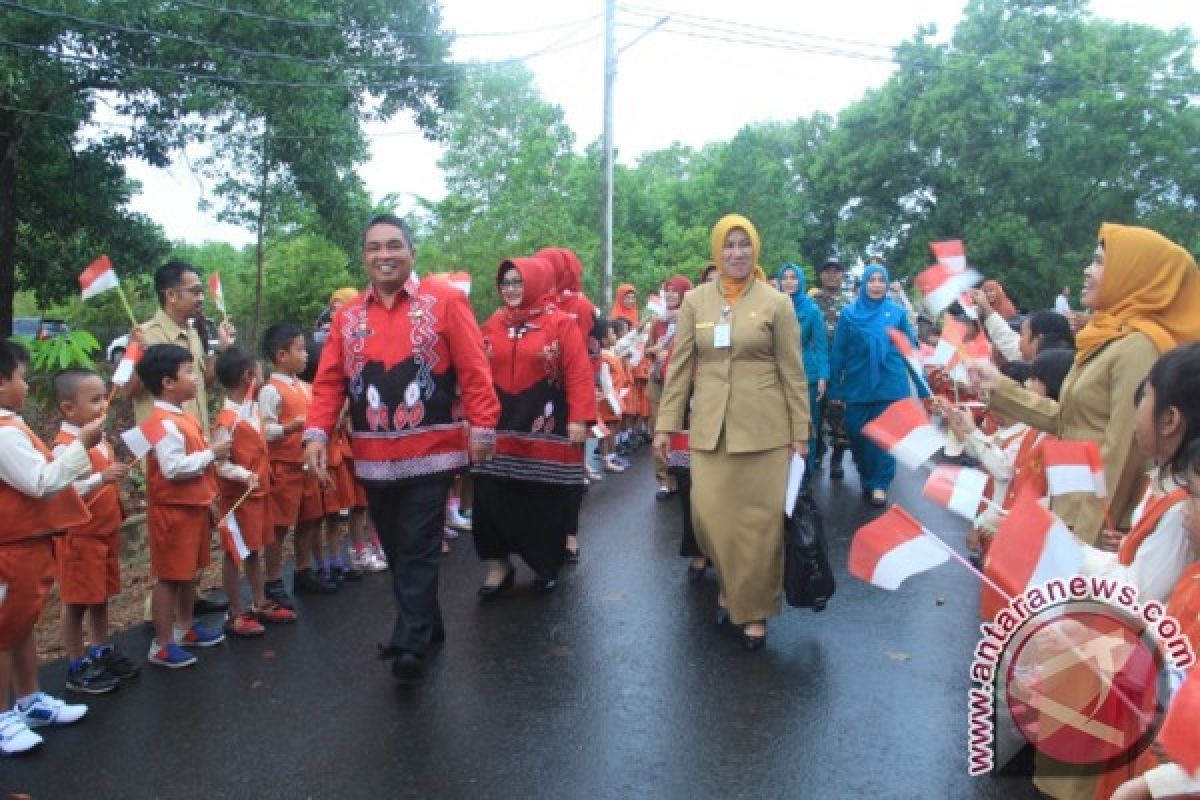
[931,315,969,368]
[887,328,932,397]
[863,398,946,469]
[591,421,609,439]
[985,492,1083,600]
[915,262,982,316]
[646,292,666,318]
[111,340,143,387]
[208,272,226,315]
[79,255,120,300]
[1041,438,1107,498]
[432,271,471,296]
[120,415,168,460]
[924,466,990,520]
[1159,670,1200,776]
[222,512,251,561]
[929,239,967,272]
[849,505,950,590]
[957,290,978,320]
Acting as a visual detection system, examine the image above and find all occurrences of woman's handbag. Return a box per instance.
[783,491,835,611]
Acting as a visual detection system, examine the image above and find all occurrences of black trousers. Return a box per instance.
[563,485,585,537]
[674,470,703,558]
[366,478,452,656]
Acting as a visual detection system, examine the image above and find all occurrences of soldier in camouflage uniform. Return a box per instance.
[812,256,851,478]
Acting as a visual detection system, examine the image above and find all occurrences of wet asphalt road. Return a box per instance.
[5,451,1041,799]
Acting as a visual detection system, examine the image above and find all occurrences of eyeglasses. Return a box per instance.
[175,285,205,296]
[499,279,523,289]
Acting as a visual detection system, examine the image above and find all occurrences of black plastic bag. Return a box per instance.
[783,492,835,611]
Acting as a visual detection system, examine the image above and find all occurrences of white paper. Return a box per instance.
[785,453,805,516]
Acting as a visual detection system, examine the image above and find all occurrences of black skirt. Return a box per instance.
[472,475,569,578]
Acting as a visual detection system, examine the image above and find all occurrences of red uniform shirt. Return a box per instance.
[53,429,124,537]
[214,407,271,502]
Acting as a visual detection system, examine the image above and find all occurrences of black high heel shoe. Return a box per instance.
[742,625,767,651]
[687,562,706,582]
[478,564,515,601]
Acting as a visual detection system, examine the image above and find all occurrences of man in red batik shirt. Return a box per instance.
[304,214,499,682]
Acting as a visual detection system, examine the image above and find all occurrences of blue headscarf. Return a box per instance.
[843,264,899,393]
[775,263,819,320]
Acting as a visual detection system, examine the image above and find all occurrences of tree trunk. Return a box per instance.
[0,110,19,338]
[252,134,270,345]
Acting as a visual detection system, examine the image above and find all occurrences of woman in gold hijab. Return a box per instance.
[654,214,811,650]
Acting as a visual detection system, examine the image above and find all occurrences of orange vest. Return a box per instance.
[53,430,124,537]
[146,406,218,507]
[267,376,308,464]
[213,408,270,501]
[1117,486,1189,566]
[0,417,91,542]
[1002,429,1048,509]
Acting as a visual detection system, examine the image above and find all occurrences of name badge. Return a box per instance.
[713,323,731,349]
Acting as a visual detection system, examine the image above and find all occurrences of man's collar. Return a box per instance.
[154,399,184,413]
[150,308,190,339]
[60,421,82,435]
[364,272,420,307]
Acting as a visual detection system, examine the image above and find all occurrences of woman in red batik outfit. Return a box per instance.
[473,256,597,597]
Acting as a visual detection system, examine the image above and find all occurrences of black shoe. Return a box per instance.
[294,568,337,595]
[829,463,844,481]
[742,628,767,651]
[91,645,140,680]
[65,659,119,694]
[655,486,673,502]
[337,564,364,582]
[477,565,515,601]
[687,562,707,582]
[715,606,730,626]
[563,546,580,564]
[324,568,344,586]
[264,579,294,610]
[431,625,446,644]
[193,593,229,616]
[533,574,558,594]
[391,652,423,683]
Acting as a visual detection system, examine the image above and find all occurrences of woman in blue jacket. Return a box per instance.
[828,264,924,506]
[776,264,827,476]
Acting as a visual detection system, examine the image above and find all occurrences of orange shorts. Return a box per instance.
[0,538,57,649]
[219,493,271,555]
[57,531,121,605]
[332,461,360,514]
[298,470,324,523]
[269,462,305,528]
[148,504,211,581]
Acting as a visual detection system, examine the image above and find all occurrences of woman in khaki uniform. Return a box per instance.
[968,224,1200,800]
[654,214,810,651]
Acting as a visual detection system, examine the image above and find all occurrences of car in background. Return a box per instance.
[13,317,71,340]
[106,317,219,363]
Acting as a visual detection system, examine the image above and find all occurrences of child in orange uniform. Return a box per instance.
[213,347,297,637]
[0,341,91,754]
[137,344,230,669]
[51,369,136,694]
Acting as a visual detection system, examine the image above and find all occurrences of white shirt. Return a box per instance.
[51,422,107,498]
[1145,762,1200,797]
[964,423,1030,498]
[1054,295,1071,314]
[1080,471,1194,604]
[211,398,258,485]
[982,313,1022,363]
[0,409,92,497]
[258,374,294,442]
[151,401,215,480]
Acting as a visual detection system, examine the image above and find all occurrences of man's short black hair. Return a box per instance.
[820,256,844,272]
[362,213,413,248]
[215,346,257,391]
[154,260,200,307]
[136,344,193,396]
[52,367,102,406]
[0,340,29,380]
[262,322,305,363]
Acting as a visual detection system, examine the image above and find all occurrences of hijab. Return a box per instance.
[843,264,902,393]
[536,247,586,296]
[1075,223,1200,364]
[698,263,718,284]
[663,275,693,308]
[710,214,768,306]
[497,257,556,327]
[981,279,1018,319]
[775,263,820,322]
[611,283,639,326]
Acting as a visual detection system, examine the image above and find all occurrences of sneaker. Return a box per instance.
[446,508,473,531]
[603,455,626,474]
[90,645,140,680]
[147,641,197,669]
[65,659,119,695]
[256,602,297,624]
[442,525,460,540]
[224,611,265,638]
[179,623,226,648]
[15,692,87,728]
[0,711,42,755]
[264,579,295,610]
[294,568,337,595]
[367,545,389,572]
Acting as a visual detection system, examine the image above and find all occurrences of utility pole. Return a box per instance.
[601,0,616,309]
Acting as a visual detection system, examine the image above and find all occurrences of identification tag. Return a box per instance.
[713,323,731,349]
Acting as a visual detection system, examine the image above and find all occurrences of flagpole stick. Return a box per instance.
[115,286,138,328]
[219,484,255,528]
[918,523,1012,601]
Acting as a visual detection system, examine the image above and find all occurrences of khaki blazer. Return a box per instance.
[657,279,810,454]
[988,332,1156,543]
[133,309,210,432]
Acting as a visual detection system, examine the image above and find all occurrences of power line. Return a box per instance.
[0,2,600,74]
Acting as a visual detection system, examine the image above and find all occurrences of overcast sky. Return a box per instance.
[119,0,1200,246]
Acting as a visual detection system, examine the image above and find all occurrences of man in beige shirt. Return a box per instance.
[122,261,236,432]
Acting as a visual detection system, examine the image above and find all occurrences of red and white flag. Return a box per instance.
[923,466,990,520]
[120,415,168,460]
[1041,438,1107,498]
[915,262,982,316]
[646,292,666,318]
[849,506,950,590]
[431,271,471,296]
[929,239,967,272]
[957,290,979,320]
[208,272,226,315]
[887,328,931,397]
[985,492,1083,599]
[863,397,946,469]
[221,513,251,561]
[1159,669,1200,776]
[111,340,143,387]
[79,255,120,300]
[931,314,969,368]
